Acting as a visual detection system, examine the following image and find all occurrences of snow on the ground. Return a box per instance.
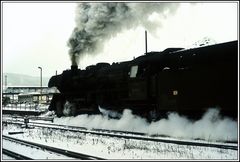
[2,121,238,160]
[2,154,14,160]
[3,139,75,160]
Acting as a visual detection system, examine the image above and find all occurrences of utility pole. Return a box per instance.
[145,30,148,54]
[38,67,42,102]
[5,75,7,87]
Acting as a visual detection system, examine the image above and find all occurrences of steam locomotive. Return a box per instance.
[48,40,238,120]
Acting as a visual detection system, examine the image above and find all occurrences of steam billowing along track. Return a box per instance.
[48,40,238,120]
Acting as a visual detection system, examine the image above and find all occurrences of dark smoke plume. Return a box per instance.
[68,2,180,65]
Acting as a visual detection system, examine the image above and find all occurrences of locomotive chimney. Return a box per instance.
[71,65,78,71]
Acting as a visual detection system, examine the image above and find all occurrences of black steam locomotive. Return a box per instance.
[48,40,238,120]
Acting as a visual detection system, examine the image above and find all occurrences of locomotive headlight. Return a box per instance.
[173,90,178,96]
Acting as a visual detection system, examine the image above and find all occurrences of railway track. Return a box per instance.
[2,148,33,160]
[3,119,238,151]
[2,135,105,160]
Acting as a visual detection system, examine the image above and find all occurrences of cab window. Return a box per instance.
[130,65,138,78]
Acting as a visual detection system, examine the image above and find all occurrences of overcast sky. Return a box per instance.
[2,2,238,77]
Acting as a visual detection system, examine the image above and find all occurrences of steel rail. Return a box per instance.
[3,135,105,160]
[2,148,33,160]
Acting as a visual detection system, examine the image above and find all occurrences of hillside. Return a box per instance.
[3,73,50,87]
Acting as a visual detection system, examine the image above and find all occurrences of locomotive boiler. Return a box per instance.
[48,40,238,120]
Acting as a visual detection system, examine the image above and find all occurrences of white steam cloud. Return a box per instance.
[54,108,237,142]
[68,2,180,65]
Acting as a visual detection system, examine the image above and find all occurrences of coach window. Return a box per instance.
[130,65,138,78]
